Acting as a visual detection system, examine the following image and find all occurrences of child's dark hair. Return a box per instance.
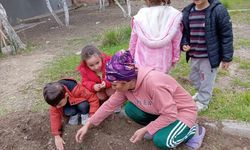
[81,45,102,61]
[147,0,170,6]
[43,82,66,106]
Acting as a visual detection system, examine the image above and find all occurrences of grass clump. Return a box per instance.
[101,26,131,48]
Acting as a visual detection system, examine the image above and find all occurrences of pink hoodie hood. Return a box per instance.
[133,6,182,48]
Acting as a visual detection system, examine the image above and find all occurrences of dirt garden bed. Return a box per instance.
[0,1,250,150]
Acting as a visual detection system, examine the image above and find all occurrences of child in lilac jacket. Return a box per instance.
[75,50,206,150]
[129,0,182,73]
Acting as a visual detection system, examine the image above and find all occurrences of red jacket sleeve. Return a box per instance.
[87,93,100,116]
[76,63,96,92]
[49,107,63,136]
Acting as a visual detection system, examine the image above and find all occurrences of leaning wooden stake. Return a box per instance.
[45,0,64,26]
[114,0,127,17]
[62,0,69,26]
[126,0,131,17]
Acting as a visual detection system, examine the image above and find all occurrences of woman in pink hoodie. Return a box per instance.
[75,50,206,150]
[129,0,182,73]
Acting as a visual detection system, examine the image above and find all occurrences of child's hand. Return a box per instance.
[54,135,65,150]
[130,127,147,143]
[182,45,190,52]
[93,84,102,91]
[221,62,230,70]
[100,81,106,88]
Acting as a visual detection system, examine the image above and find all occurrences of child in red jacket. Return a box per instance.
[43,78,99,150]
[76,45,115,103]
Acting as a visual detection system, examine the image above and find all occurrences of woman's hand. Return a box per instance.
[54,135,65,150]
[130,127,148,143]
[75,122,91,143]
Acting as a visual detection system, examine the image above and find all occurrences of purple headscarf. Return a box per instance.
[106,50,137,82]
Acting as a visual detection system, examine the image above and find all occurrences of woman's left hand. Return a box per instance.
[130,127,147,143]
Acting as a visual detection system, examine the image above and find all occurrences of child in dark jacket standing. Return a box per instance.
[181,0,233,111]
[43,78,99,150]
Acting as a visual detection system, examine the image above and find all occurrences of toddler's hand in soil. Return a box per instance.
[130,127,147,143]
[54,135,65,150]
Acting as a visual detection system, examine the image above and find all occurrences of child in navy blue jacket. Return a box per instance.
[181,0,233,111]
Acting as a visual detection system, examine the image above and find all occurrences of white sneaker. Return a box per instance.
[81,114,89,125]
[192,93,199,101]
[144,132,153,140]
[117,107,129,119]
[114,106,122,114]
[68,114,79,125]
[196,101,208,112]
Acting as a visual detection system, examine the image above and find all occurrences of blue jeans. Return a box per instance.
[63,101,89,116]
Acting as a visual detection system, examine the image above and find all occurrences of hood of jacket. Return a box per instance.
[134,67,154,90]
[133,6,182,48]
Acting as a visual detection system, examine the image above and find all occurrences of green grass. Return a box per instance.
[32,97,49,112]
[233,57,250,76]
[39,55,81,83]
[101,26,131,49]
[238,59,250,70]
[221,0,250,9]
[234,38,250,50]
[233,78,250,88]
[230,11,250,25]
[200,91,250,121]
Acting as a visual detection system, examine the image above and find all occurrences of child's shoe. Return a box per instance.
[68,114,79,125]
[117,107,129,119]
[81,114,89,125]
[192,93,199,101]
[196,101,208,112]
[185,125,206,150]
[114,106,122,114]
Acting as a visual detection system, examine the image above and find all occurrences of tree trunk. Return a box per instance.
[0,3,26,54]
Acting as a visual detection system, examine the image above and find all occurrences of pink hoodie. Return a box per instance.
[129,6,182,73]
[89,67,197,135]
